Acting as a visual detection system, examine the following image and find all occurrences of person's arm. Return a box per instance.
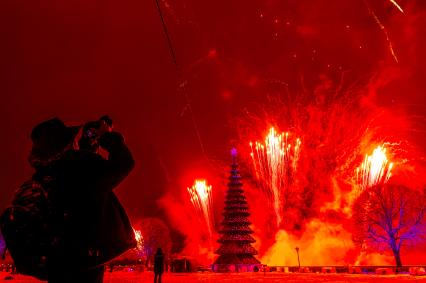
[94,131,135,192]
[66,131,134,193]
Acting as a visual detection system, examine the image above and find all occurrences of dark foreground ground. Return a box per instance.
[1,271,426,282]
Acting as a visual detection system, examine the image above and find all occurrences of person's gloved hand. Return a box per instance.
[97,116,113,137]
[99,132,125,152]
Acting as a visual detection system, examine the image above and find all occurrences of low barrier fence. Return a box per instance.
[265,265,426,275]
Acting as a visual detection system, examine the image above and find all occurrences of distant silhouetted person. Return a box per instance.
[28,117,136,283]
[154,248,165,283]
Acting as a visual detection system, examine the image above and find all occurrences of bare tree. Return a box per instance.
[353,184,426,267]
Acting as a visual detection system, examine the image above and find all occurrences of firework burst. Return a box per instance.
[187,179,214,238]
[133,228,145,256]
[250,127,301,227]
[356,145,394,191]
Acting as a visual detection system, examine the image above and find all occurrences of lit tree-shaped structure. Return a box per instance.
[213,148,261,272]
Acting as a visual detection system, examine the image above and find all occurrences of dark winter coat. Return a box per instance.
[33,132,136,270]
[154,252,165,274]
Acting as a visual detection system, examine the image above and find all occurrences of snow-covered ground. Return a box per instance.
[1,271,426,282]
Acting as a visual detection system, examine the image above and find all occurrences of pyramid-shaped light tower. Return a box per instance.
[213,148,261,272]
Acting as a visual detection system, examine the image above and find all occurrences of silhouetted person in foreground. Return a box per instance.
[29,117,136,283]
[154,248,165,283]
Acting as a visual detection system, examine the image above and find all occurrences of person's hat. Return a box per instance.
[30,118,79,160]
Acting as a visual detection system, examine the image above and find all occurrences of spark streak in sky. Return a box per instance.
[356,145,394,191]
[389,0,404,13]
[187,179,214,238]
[250,127,301,227]
[365,0,399,63]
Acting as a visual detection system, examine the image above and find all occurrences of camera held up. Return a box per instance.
[78,115,113,153]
